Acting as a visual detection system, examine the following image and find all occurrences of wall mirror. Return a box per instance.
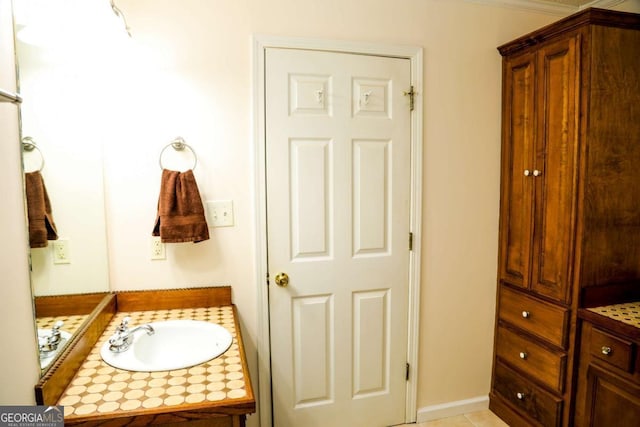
[14,0,128,375]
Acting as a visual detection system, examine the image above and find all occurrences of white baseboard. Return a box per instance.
[416,396,489,422]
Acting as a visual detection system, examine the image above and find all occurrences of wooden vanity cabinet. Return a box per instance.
[490,8,640,427]
[574,310,640,427]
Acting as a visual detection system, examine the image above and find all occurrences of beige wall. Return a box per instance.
[107,1,557,416]
[4,0,640,421]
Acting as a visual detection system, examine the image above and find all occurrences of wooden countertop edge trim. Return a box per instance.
[232,304,256,405]
[115,286,232,312]
[63,399,256,426]
[35,292,111,318]
[578,308,640,341]
[35,294,117,405]
[63,403,256,426]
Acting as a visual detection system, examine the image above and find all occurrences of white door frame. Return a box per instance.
[252,35,423,427]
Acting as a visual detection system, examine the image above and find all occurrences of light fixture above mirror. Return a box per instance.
[15,0,131,50]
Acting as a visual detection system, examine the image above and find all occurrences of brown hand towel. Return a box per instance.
[25,171,58,248]
[152,169,210,243]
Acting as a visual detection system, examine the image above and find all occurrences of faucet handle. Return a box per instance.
[52,320,64,332]
[118,316,131,331]
[40,320,64,353]
[50,321,63,341]
[109,316,141,353]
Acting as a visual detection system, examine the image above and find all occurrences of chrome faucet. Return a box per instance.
[39,320,64,356]
[108,316,155,353]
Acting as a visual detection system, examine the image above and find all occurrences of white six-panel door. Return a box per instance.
[266,48,412,427]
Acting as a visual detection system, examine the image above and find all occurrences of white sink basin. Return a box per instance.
[100,319,232,372]
[38,328,72,369]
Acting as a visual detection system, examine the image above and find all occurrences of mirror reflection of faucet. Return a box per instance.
[37,320,72,369]
[38,320,64,355]
[108,317,155,353]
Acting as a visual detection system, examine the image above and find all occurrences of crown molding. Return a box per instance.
[465,0,627,15]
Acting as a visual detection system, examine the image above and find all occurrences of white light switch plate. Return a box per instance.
[206,200,234,227]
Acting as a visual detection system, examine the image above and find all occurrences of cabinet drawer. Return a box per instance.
[496,325,566,392]
[498,286,569,348]
[590,327,635,373]
[493,361,562,427]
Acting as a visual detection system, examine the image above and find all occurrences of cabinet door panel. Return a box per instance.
[531,36,579,303]
[500,53,536,289]
[585,365,640,427]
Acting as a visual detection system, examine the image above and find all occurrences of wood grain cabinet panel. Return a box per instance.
[498,286,569,348]
[575,316,640,427]
[584,366,640,427]
[494,362,563,427]
[491,8,640,427]
[499,36,578,304]
[496,325,566,393]
[589,327,635,373]
[500,52,536,291]
[529,36,578,304]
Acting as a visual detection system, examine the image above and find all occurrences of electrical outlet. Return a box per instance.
[52,239,70,264]
[206,200,234,227]
[150,236,166,260]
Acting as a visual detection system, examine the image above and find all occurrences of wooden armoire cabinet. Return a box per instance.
[490,8,640,427]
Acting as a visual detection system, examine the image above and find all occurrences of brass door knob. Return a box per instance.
[275,272,289,287]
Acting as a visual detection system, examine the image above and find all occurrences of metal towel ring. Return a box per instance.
[158,137,198,170]
[22,137,45,172]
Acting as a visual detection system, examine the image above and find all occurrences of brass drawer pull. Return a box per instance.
[519,351,528,360]
[522,311,531,318]
[516,392,526,400]
[601,346,612,356]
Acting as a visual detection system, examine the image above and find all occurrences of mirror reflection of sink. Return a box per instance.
[100,319,233,372]
[37,329,72,369]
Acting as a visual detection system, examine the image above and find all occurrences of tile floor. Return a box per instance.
[398,410,508,427]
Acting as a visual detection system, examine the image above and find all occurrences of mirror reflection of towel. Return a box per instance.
[25,171,58,248]
[152,169,210,243]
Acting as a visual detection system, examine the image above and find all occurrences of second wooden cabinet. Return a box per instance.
[490,8,640,427]
[575,308,640,427]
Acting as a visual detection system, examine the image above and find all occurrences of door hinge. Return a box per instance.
[406,363,410,381]
[409,232,413,251]
[403,86,416,111]
[266,272,270,286]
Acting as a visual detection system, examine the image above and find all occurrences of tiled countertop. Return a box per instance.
[58,305,253,422]
[587,301,640,329]
[36,314,89,337]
